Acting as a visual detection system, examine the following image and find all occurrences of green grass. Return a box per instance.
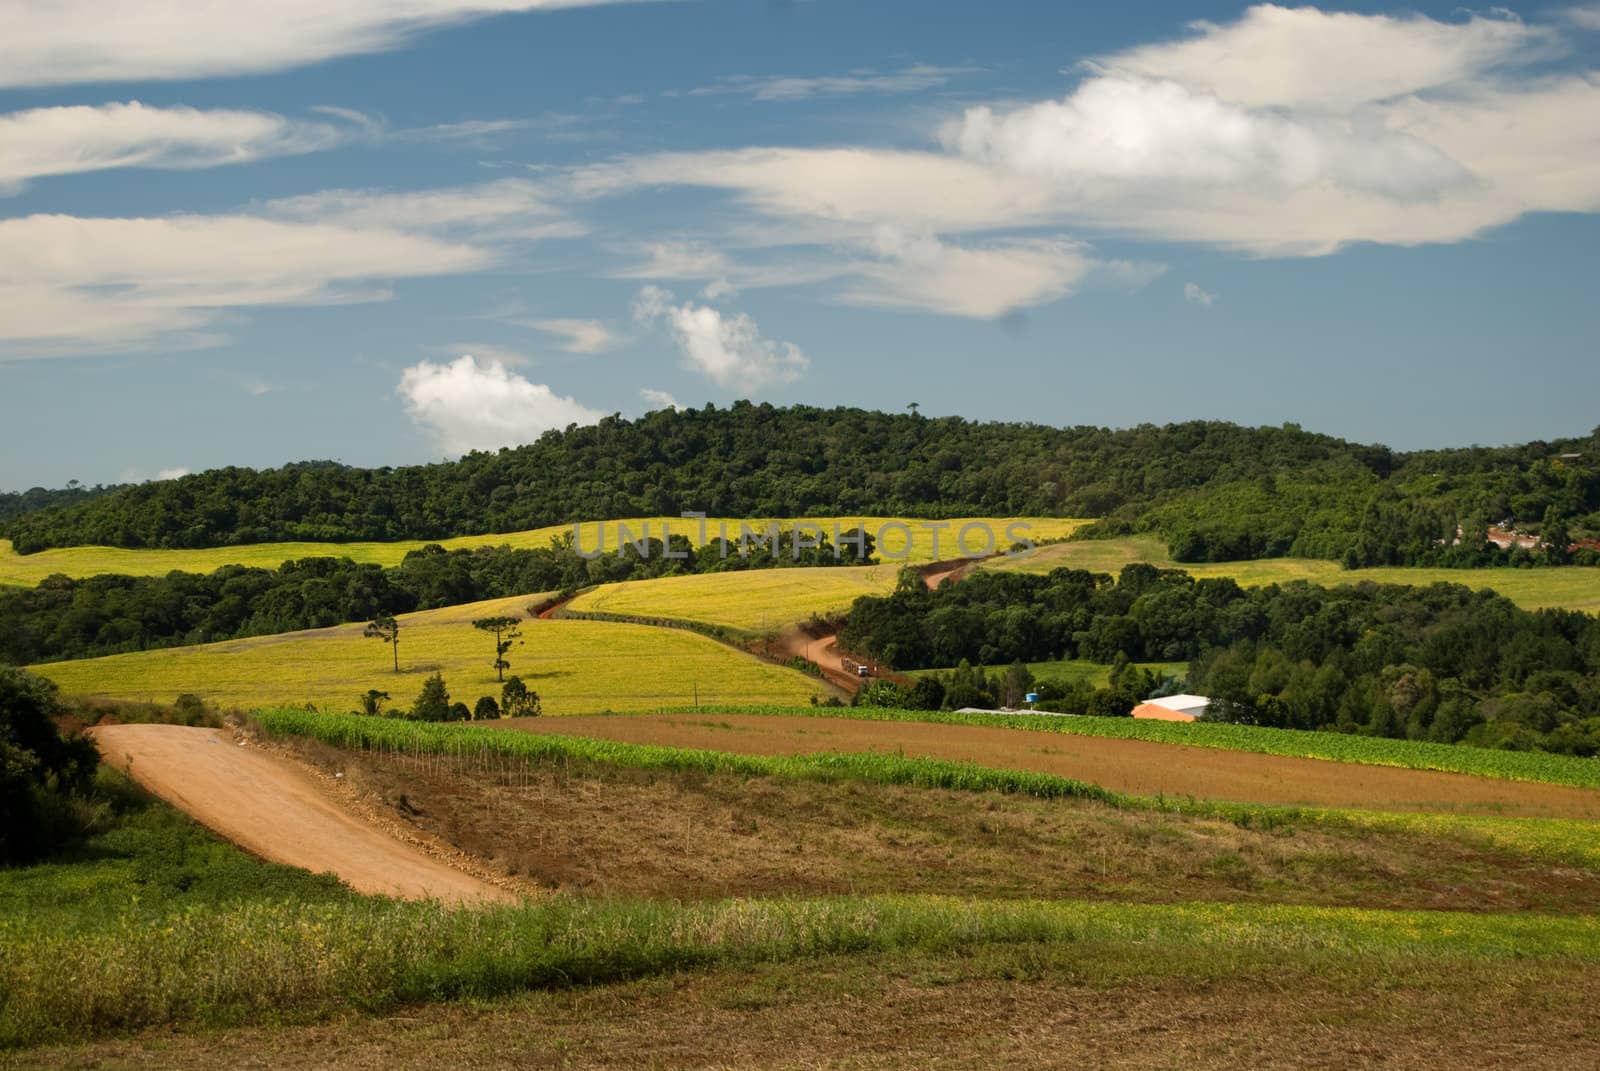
[254,709,1125,806]
[987,536,1600,613]
[28,594,828,714]
[0,769,353,933]
[9,884,1600,1048]
[903,658,1189,688]
[0,517,1087,587]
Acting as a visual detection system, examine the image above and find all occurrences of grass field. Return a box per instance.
[0,516,1087,587]
[986,535,1600,613]
[903,657,1190,688]
[31,944,1600,1069]
[567,564,904,634]
[27,594,828,714]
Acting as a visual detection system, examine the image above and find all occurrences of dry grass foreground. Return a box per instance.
[30,595,827,714]
[22,945,1600,1070]
[988,535,1600,613]
[288,736,1600,915]
[493,713,1600,818]
[0,517,1087,586]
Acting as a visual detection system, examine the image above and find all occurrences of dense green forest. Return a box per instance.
[4,406,1597,567]
[0,482,119,525]
[0,528,874,666]
[840,565,1600,755]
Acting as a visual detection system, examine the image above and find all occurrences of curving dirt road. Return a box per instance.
[93,723,515,903]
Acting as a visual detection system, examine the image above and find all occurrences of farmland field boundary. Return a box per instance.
[253,711,1600,869]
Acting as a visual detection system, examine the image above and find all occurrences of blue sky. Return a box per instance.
[1,1,1597,490]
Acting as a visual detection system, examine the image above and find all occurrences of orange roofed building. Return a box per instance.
[1130,694,1210,722]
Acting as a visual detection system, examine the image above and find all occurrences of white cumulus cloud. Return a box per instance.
[633,287,808,392]
[1184,282,1216,306]
[397,354,604,455]
[1094,4,1558,110]
[942,75,1469,199]
[639,387,681,410]
[568,5,1600,265]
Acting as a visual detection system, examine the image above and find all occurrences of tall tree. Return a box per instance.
[410,673,451,722]
[472,615,524,682]
[364,614,400,672]
[1542,506,1572,565]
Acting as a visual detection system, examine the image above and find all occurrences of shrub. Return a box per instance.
[1,667,99,864]
[410,674,451,722]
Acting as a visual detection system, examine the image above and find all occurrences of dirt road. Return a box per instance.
[498,713,1600,819]
[93,724,515,903]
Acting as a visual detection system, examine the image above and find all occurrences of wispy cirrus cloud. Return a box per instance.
[0,1,643,88]
[522,318,623,354]
[0,213,491,357]
[0,178,583,357]
[262,178,582,241]
[0,102,350,195]
[639,387,681,411]
[689,64,980,101]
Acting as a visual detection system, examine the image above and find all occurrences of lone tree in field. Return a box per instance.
[410,673,451,722]
[501,675,541,718]
[472,615,524,682]
[364,614,400,672]
[360,689,390,717]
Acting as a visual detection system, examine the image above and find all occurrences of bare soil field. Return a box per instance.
[498,713,1600,818]
[23,945,1600,1071]
[92,724,516,903]
[290,739,1600,913]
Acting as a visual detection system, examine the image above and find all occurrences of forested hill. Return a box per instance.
[3,403,1597,565]
[0,483,121,526]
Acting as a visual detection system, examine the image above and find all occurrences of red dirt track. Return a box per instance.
[93,724,515,903]
[501,713,1600,819]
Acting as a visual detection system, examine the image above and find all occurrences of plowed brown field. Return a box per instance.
[498,713,1600,818]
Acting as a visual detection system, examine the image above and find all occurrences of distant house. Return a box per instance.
[1131,694,1210,722]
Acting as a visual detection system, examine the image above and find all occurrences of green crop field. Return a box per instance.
[0,517,1087,587]
[903,658,1190,688]
[567,564,904,634]
[986,535,1600,613]
[27,593,828,714]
